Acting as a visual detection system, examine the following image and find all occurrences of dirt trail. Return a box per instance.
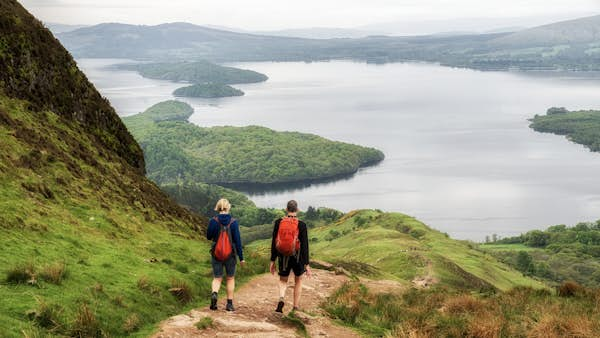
[152,269,361,338]
[412,259,438,289]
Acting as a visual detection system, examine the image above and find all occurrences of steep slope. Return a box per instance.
[0,1,144,171]
[0,1,218,336]
[492,14,600,47]
[304,210,545,291]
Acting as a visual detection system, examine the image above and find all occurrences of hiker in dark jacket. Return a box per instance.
[270,200,311,313]
[207,198,245,311]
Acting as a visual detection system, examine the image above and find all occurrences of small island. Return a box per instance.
[173,83,244,98]
[530,107,600,152]
[123,101,385,186]
[121,60,268,84]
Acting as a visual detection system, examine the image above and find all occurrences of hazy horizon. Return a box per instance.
[21,0,600,36]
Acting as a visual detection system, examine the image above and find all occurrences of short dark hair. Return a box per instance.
[286,200,298,213]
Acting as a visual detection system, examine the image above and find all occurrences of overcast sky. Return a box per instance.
[20,0,600,33]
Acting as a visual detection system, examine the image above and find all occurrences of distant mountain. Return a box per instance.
[57,15,600,71]
[57,22,316,61]
[44,22,88,34]
[492,14,600,47]
[254,27,382,39]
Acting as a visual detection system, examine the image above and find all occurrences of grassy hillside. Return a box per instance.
[0,1,263,336]
[123,101,385,185]
[247,210,600,337]
[0,1,144,171]
[122,61,268,84]
[530,107,600,152]
[257,210,544,291]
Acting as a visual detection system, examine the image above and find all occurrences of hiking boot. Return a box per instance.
[210,292,218,310]
[226,300,235,312]
[275,301,284,313]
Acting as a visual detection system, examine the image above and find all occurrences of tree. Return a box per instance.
[485,235,490,243]
[305,206,318,220]
[492,234,498,243]
[546,107,569,115]
[525,230,549,247]
[516,251,535,275]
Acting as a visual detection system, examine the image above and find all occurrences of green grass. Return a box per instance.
[0,95,222,336]
[275,210,545,291]
[480,243,537,251]
[195,316,213,330]
[326,281,600,337]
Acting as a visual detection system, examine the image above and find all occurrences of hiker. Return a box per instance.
[207,198,245,311]
[270,200,312,313]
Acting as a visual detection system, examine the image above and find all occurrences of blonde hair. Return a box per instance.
[214,198,231,213]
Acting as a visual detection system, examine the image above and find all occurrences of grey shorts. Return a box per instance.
[211,255,236,278]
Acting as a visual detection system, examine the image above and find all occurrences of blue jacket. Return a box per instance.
[207,214,244,261]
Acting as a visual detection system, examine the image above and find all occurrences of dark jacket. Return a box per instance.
[207,214,244,261]
[270,217,309,266]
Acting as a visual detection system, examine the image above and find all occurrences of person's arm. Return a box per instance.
[299,221,309,266]
[206,218,218,241]
[231,220,244,262]
[270,219,280,262]
[270,219,280,274]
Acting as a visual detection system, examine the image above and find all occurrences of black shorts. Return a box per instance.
[278,256,306,277]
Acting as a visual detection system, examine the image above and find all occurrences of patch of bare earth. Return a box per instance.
[153,269,360,338]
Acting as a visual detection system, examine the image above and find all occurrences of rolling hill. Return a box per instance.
[491,14,600,47]
[0,1,245,336]
[56,14,600,70]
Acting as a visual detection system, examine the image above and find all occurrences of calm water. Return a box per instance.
[78,58,600,240]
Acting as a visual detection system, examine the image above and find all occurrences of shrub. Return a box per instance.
[70,304,102,338]
[195,316,214,330]
[6,262,35,284]
[122,313,141,333]
[26,299,64,332]
[558,281,583,297]
[39,262,67,284]
[169,279,194,304]
[409,228,426,239]
[443,294,484,314]
[325,229,341,241]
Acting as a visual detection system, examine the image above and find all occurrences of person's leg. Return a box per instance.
[279,275,289,299]
[292,260,306,310]
[212,277,223,293]
[225,256,237,311]
[276,257,290,312]
[226,276,235,300]
[210,258,224,310]
[293,274,303,309]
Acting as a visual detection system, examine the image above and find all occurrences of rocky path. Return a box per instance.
[152,269,361,338]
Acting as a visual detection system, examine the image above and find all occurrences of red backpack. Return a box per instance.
[213,217,234,262]
[275,217,301,257]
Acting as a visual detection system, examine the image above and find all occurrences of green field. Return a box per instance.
[250,210,544,291]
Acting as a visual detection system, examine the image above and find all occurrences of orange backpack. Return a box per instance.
[213,217,234,262]
[275,217,301,257]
